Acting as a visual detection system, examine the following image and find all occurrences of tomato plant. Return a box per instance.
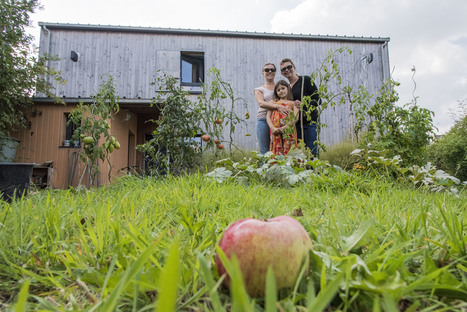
[68,75,120,187]
[138,68,245,176]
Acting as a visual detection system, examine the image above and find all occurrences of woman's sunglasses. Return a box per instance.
[280,65,294,72]
[263,68,276,73]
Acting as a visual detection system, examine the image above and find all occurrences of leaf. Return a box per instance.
[342,219,374,254]
[99,240,160,311]
[265,267,277,312]
[215,246,253,312]
[307,272,344,312]
[14,279,30,312]
[198,255,223,312]
[157,240,181,312]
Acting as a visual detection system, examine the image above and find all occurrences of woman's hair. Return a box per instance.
[274,80,293,100]
[280,58,295,67]
[262,63,276,72]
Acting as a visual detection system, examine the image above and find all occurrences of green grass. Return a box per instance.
[320,140,358,169]
[0,172,466,311]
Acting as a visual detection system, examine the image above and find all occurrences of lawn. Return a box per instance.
[0,171,466,311]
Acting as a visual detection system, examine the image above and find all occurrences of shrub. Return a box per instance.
[358,80,436,167]
[138,68,246,177]
[428,101,467,181]
[320,140,358,169]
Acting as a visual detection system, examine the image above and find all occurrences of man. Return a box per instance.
[280,58,321,157]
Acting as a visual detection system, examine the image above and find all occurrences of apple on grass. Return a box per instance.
[215,216,313,297]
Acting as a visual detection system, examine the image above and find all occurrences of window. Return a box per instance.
[181,52,204,86]
[64,113,80,147]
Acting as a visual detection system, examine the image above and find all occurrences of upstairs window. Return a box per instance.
[181,52,204,86]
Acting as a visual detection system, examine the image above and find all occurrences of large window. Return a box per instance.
[181,52,204,86]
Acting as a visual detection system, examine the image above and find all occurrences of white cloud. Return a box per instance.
[270,0,467,133]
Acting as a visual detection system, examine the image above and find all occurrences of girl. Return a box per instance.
[254,63,290,154]
[267,80,299,155]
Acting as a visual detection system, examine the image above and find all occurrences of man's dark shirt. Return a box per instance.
[291,75,321,124]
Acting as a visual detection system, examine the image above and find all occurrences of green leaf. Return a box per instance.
[14,279,30,312]
[307,272,344,312]
[215,246,253,312]
[157,239,181,312]
[342,219,374,254]
[265,266,277,312]
[99,240,160,311]
[198,255,223,312]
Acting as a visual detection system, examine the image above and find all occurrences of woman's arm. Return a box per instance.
[286,104,300,129]
[293,105,299,122]
[255,90,290,114]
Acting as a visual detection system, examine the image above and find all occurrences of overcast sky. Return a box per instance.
[29,0,467,134]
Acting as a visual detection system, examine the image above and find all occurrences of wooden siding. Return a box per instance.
[14,104,143,189]
[37,24,390,150]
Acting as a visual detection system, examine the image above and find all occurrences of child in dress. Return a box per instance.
[266,80,299,155]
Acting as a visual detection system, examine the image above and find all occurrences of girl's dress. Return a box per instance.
[270,101,297,155]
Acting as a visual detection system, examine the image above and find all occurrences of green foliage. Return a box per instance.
[206,148,341,187]
[360,79,436,166]
[206,144,464,193]
[138,68,245,177]
[306,48,435,167]
[320,140,358,169]
[350,146,464,193]
[68,75,120,186]
[0,173,465,310]
[308,47,352,151]
[0,0,64,137]
[428,100,467,181]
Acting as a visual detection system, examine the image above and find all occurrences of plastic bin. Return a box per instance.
[0,163,35,202]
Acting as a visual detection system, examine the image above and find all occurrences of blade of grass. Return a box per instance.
[99,239,161,311]
[156,239,180,312]
[382,293,399,312]
[14,279,30,312]
[198,255,223,312]
[215,246,252,312]
[307,272,343,312]
[342,219,373,254]
[265,266,277,312]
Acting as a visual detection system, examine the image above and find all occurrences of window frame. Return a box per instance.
[64,112,80,147]
[180,51,205,87]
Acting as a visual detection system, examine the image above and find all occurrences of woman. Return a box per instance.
[267,80,299,156]
[254,63,290,154]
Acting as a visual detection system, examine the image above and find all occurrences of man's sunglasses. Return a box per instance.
[281,65,294,72]
[263,68,276,73]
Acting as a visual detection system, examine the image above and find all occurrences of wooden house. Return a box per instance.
[14,22,390,188]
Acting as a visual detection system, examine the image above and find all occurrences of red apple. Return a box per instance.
[216,216,313,297]
[201,134,210,142]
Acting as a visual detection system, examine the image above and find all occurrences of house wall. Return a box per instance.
[37,24,390,149]
[14,103,142,189]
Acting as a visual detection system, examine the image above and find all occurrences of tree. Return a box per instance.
[428,100,467,181]
[68,75,120,187]
[0,0,63,138]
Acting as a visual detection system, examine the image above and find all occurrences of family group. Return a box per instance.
[254,58,321,157]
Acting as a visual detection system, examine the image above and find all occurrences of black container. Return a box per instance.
[0,163,35,202]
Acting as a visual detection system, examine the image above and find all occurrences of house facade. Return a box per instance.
[14,23,390,189]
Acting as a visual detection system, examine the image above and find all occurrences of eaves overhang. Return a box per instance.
[38,22,390,44]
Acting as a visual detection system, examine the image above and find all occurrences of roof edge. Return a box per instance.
[38,22,390,43]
